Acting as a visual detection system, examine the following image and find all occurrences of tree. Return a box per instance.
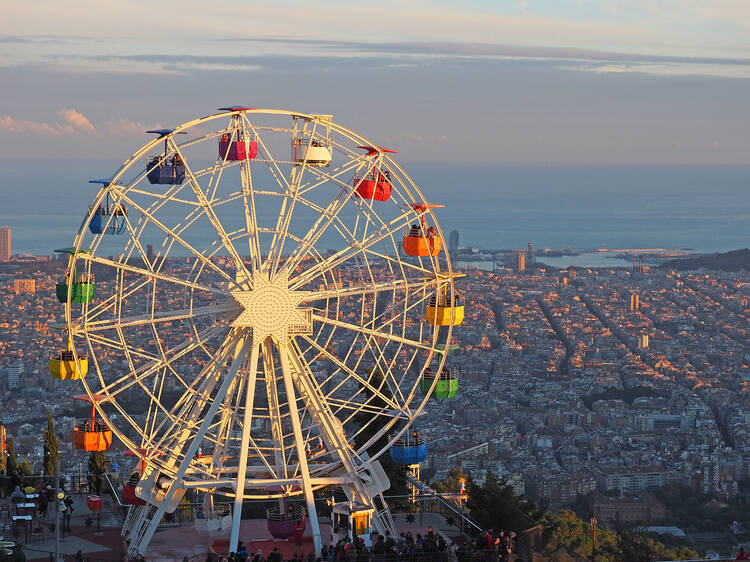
[432,467,468,494]
[465,473,541,533]
[43,411,60,476]
[5,436,18,475]
[88,451,107,495]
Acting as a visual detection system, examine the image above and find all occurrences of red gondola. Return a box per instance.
[352,145,397,202]
[218,107,258,161]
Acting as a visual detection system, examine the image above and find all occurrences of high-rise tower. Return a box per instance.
[516,251,526,272]
[0,226,10,261]
[448,230,460,256]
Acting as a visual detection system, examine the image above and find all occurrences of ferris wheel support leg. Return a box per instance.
[230,338,260,554]
[263,338,289,509]
[286,344,396,539]
[134,333,251,556]
[279,343,322,555]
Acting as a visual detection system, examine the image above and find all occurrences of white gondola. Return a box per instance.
[194,494,232,536]
[291,115,333,166]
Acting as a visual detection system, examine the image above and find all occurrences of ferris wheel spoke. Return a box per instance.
[358,334,411,407]
[125,187,201,207]
[277,342,325,549]
[281,163,377,277]
[267,165,304,276]
[237,163,263,271]
[279,153,384,275]
[246,120,300,274]
[145,332,246,451]
[322,396,403,418]
[296,156,368,198]
[296,334,403,412]
[265,123,318,275]
[305,275,438,302]
[310,312,434,352]
[101,199,159,273]
[111,187,236,285]
[118,177,206,270]
[287,342,391,490]
[94,321,230,398]
[78,254,231,328]
[210,367,245,470]
[230,340,261,548]
[83,302,240,332]
[263,338,287,479]
[134,333,252,553]
[169,139,248,275]
[151,330,249,465]
[289,208,415,291]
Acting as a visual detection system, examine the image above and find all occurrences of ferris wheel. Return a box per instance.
[53,108,463,557]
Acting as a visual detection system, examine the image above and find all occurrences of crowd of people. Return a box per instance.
[324,527,450,562]
[457,529,516,562]
[201,526,517,562]
[1,471,76,534]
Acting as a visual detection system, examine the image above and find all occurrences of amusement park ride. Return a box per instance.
[49,108,465,557]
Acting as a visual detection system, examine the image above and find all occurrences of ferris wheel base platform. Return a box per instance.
[134,513,454,560]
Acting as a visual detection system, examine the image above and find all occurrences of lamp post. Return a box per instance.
[55,460,62,562]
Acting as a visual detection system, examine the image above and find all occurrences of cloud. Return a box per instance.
[40,40,750,80]
[0,115,62,136]
[104,117,163,136]
[558,60,750,79]
[59,108,94,133]
[405,133,423,142]
[0,108,95,136]
[0,108,161,137]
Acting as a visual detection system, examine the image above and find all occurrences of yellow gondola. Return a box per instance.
[49,330,88,380]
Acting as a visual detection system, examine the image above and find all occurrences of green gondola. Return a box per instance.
[54,248,94,304]
[420,367,459,399]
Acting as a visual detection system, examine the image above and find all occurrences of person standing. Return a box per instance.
[293,520,305,559]
[39,490,49,519]
[63,495,74,532]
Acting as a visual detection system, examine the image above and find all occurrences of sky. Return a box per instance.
[1,0,749,164]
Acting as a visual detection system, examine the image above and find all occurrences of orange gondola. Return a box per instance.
[73,394,112,452]
[403,203,444,257]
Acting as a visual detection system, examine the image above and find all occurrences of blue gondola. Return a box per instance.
[389,432,427,464]
[87,180,127,235]
[145,129,187,185]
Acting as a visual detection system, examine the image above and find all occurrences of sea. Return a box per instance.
[1,161,749,268]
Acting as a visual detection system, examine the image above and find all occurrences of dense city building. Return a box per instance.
[13,278,35,293]
[2,255,750,516]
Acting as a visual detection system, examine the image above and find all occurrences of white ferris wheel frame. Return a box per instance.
[58,108,459,556]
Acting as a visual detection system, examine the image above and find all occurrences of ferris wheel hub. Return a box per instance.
[230,270,312,341]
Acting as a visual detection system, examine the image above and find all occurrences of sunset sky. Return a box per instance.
[1,0,749,163]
